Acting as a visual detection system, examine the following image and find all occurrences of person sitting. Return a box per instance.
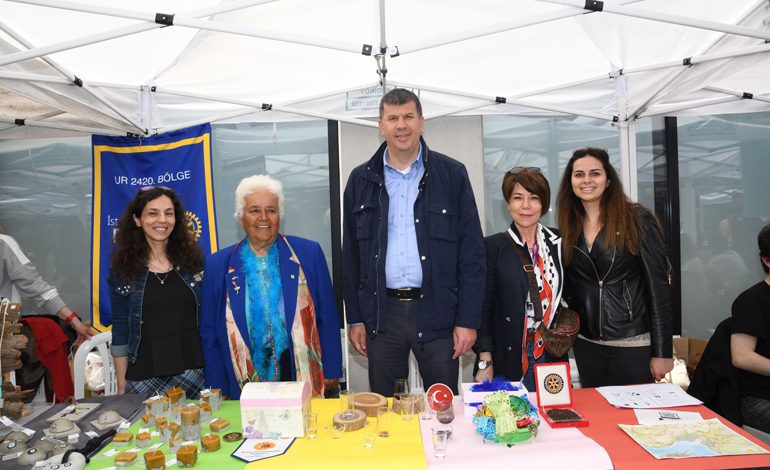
[200,175,342,399]
[731,223,770,433]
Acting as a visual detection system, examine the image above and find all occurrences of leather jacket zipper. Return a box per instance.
[575,246,616,339]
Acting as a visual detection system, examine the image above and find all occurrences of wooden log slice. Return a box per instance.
[353,392,387,417]
[332,409,367,432]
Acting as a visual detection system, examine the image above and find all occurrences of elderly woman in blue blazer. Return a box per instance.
[200,175,342,399]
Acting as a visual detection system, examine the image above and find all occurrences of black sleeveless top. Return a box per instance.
[125,270,205,380]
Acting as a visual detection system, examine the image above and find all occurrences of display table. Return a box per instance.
[88,398,426,469]
[417,388,770,470]
[87,389,770,469]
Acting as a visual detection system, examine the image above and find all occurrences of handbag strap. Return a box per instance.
[508,233,544,322]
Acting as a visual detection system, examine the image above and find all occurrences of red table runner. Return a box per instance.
[572,388,770,469]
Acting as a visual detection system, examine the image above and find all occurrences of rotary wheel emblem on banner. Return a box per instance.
[185,211,203,241]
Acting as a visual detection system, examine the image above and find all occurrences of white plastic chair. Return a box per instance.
[73,331,116,399]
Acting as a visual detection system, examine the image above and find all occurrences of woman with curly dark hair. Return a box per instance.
[556,147,673,387]
[109,186,205,397]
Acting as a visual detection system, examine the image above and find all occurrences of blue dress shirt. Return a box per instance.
[384,146,424,289]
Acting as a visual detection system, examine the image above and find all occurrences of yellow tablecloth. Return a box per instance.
[247,398,426,470]
[88,398,426,469]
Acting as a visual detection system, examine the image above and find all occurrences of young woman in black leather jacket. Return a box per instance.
[556,147,673,387]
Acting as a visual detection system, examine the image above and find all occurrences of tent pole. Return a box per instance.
[397,0,642,56]
[540,0,770,40]
[643,96,742,117]
[705,86,770,105]
[617,120,638,202]
[626,0,765,118]
[0,19,147,133]
[0,116,128,135]
[0,0,279,67]
[377,0,388,89]
[391,80,613,120]
[622,43,770,76]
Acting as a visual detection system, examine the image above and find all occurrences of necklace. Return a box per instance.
[152,270,172,285]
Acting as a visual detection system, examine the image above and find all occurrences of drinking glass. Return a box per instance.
[431,426,450,459]
[362,420,377,449]
[376,406,392,438]
[436,400,455,424]
[339,390,357,419]
[393,378,409,400]
[401,393,415,421]
[417,393,433,420]
[304,412,318,439]
[327,421,346,439]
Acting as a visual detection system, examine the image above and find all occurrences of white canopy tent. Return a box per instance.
[1,0,769,162]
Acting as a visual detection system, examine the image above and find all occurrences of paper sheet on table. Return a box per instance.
[634,409,703,425]
[597,383,702,408]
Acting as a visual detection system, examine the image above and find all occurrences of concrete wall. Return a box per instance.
[338,116,485,392]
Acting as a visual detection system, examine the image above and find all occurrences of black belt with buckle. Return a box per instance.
[386,287,421,301]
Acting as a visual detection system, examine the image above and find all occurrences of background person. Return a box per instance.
[0,229,93,342]
[343,88,485,395]
[475,167,565,391]
[556,147,673,387]
[200,175,341,399]
[731,223,770,433]
[109,186,205,397]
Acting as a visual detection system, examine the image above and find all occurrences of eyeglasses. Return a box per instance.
[506,167,542,176]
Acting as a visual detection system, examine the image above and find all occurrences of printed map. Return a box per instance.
[619,418,769,459]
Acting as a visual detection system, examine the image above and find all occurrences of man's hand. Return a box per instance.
[349,324,368,357]
[650,357,674,382]
[452,326,477,359]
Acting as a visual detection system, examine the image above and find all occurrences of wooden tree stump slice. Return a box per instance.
[332,409,367,432]
[353,392,387,417]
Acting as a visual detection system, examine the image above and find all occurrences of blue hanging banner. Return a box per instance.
[91,123,217,330]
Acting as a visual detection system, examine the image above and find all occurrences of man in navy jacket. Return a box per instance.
[343,88,485,395]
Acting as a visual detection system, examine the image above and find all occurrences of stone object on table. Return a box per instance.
[199,389,222,411]
[180,404,200,441]
[114,450,137,467]
[165,387,186,406]
[332,409,367,432]
[200,433,220,452]
[168,436,182,453]
[198,402,212,422]
[17,445,48,465]
[112,432,133,446]
[91,410,127,431]
[209,418,230,433]
[45,418,80,440]
[176,445,198,467]
[144,396,170,417]
[136,431,152,448]
[143,449,165,470]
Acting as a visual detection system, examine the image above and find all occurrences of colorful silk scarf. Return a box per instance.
[224,236,326,397]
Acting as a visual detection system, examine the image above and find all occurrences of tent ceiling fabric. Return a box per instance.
[1,0,769,138]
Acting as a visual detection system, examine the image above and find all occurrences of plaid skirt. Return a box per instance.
[125,368,205,399]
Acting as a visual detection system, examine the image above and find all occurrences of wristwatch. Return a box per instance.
[477,359,493,370]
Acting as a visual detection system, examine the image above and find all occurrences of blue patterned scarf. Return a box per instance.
[240,242,289,382]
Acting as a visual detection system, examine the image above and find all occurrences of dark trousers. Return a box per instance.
[573,337,653,387]
[366,296,458,396]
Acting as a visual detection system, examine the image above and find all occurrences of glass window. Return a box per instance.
[678,113,770,340]
[211,121,332,266]
[0,135,93,318]
[482,115,622,235]
[0,120,332,324]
